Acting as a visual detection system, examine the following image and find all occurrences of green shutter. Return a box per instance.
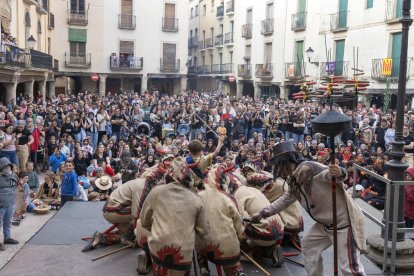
[339,0,348,28]
[298,0,306,13]
[396,0,403,18]
[391,32,402,77]
[68,28,87,43]
[295,40,304,76]
[335,39,345,75]
[366,0,373,9]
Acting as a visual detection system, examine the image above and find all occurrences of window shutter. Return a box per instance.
[68,28,87,42]
[121,0,133,14]
[165,3,175,18]
[120,41,134,54]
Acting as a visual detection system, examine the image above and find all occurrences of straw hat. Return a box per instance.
[34,205,51,214]
[95,175,112,191]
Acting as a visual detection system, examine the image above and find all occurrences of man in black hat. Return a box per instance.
[252,141,366,276]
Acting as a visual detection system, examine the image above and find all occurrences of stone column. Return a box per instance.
[39,79,47,105]
[279,85,287,99]
[4,82,17,104]
[254,83,261,100]
[24,80,34,98]
[99,74,108,97]
[48,81,56,99]
[141,76,148,93]
[236,82,243,99]
[181,76,188,92]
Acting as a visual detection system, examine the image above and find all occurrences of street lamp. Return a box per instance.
[27,35,36,49]
[305,47,319,66]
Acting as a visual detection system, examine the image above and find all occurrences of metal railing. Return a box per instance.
[352,164,414,274]
[224,32,234,44]
[30,49,53,70]
[118,14,136,30]
[188,37,199,48]
[197,65,211,74]
[261,18,274,35]
[48,12,54,29]
[214,34,223,47]
[211,63,232,74]
[242,24,252,38]
[226,0,234,13]
[162,18,179,32]
[255,63,273,78]
[65,52,91,68]
[36,0,48,14]
[238,64,252,78]
[320,61,349,78]
[188,66,198,74]
[0,45,28,68]
[331,11,348,32]
[284,62,306,79]
[198,40,205,50]
[68,11,88,26]
[371,57,413,80]
[385,0,403,22]
[205,38,213,48]
[160,59,180,72]
[216,5,224,17]
[110,56,143,70]
[291,12,307,31]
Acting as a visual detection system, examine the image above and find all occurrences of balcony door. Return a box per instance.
[165,3,176,27]
[246,9,252,24]
[70,42,86,64]
[298,0,306,12]
[297,0,306,26]
[335,39,345,75]
[396,0,403,18]
[391,32,402,76]
[295,40,304,76]
[266,3,273,19]
[265,43,272,65]
[163,43,176,70]
[71,0,85,14]
[338,0,348,28]
[120,41,134,67]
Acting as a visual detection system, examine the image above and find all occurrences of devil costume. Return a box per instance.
[257,142,366,276]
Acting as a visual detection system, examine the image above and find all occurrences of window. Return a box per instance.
[191,8,194,18]
[335,39,345,75]
[25,12,31,48]
[121,0,133,15]
[211,0,215,12]
[265,43,272,64]
[163,43,176,69]
[120,41,134,55]
[70,0,85,14]
[391,32,402,76]
[366,0,373,9]
[195,5,199,16]
[266,3,274,19]
[48,37,51,54]
[298,0,306,12]
[70,42,86,56]
[165,3,176,18]
[37,21,42,51]
[245,45,251,59]
[203,5,206,15]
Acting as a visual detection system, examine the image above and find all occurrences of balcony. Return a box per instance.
[65,52,91,68]
[118,14,136,30]
[205,38,213,49]
[238,64,252,78]
[198,40,205,51]
[214,34,223,47]
[68,11,88,26]
[330,11,348,32]
[36,0,48,14]
[255,64,273,78]
[23,0,37,5]
[320,61,349,78]
[188,66,198,75]
[198,65,211,74]
[224,32,234,44]
[30,49,53,70]
[188,37,199,48]
[48,12,54,29]
[0,45,28,69]
[160,59,180,72]
[211,63,232,74]
[261,19,274,35]
[110,56,143,71]
[226,0,234,14]
[385,0,403,22]
[291,12,307,31]
[371,57,413,80]
[242,24,252,38]
[216,5,224,18]
[162,18,179,32]
[284,62,306,80]
[53,59,59,73]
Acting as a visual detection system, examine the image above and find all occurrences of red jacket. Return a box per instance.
[404,185,414,219]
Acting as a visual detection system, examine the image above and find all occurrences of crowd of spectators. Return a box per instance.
[0,89,413,250]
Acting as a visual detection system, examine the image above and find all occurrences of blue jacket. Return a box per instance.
[49,153,67,173]
[61,171,78,197]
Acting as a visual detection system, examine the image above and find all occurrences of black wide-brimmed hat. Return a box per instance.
[273,142,296,157]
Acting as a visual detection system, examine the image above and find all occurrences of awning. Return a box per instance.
[68,28,87,42]
[1,8,11,34]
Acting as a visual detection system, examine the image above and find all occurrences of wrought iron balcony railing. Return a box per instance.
[214,34,223,47]
[188,37,199,48]
[197,65,211,74]
[371,57,413,80]
[205,38,213,48]
[241,24,252,38]
[226,0,234,14]
[320,61,349,78]
[0,45,28,68]
[68,11,88,26]
[65,52,91,68]
[30,49,53,70]
[238,64,252,78]
[198,40,205,50]
[224,32,234,44]
[261,19,274,35]
[284,62,306,80]
[330,11,348,32]
[255,63,273,78]
[291,12,307,31]
[160,59,180,72]
[162,18,179,32]
[110,56,143,71]
[211,63,232,74]
[118,14,136,30]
